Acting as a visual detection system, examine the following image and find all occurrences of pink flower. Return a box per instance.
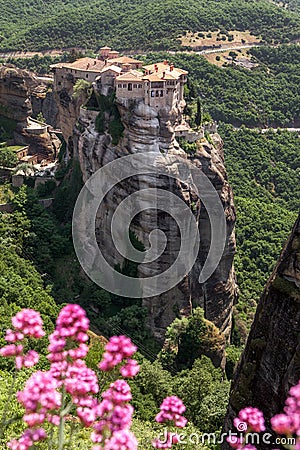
[104,430,138,450]
[12,309,45,338]
[77,405,97,427]
[21,350,39,369]
[0,345,39,370]
[47,305,89,370]
[65,361,99,398]
[270,380,300,438]
[120,359,139,378]
[271,413,294,435]
[0,344,23,357]
[7,428,46,450]
[109,404,134,431]
[5,329,24,342]
[99,336,137,372]
[92,379,135,445]
[235,407,265,433]
[155,396,187,428]
[17,371,61,423]
[55,304,89,340]
[102,380,132,404]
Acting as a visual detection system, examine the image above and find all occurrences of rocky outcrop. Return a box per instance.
[223,213,300,448]
[0,65,35,122]
[0,65,60,161]
[66,92,238,344]
[31,85,59,128]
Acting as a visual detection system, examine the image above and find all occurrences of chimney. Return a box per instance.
[162,71,165,78]
[155,64,158,72]
[86,63,90,69]
[164,60,168,65]
[94,60,97,65]
[170,64,174,71]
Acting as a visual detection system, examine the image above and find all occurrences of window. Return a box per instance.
[133,84,137,88]
[128,83,132,91]
[138,84,142,88]
[58,81,62,86]
[156,90,159,97]
[86,74,89,78]
[151,90,155,97]
[123,84,126,88]
[118,84,122,88]
[160,90,163,97]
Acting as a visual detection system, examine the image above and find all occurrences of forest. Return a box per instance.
[142,46,300,127]
[0,0,300,51]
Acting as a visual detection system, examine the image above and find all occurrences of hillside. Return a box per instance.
[142,47,300,127]
[1,0,300,51]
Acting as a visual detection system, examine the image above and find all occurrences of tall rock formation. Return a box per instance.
[31,84,59,128]
[0,65,60,160]
[0,65,34,123]
[223,213,300,448]
[63,87,238,345]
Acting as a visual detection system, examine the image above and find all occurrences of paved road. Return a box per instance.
[168,43,262,56]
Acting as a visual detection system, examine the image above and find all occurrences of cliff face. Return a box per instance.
[31,85,59,128]
[67,94,238,343]
[223,213,300,448]
[0,66,34,122]
[0,65,60,160]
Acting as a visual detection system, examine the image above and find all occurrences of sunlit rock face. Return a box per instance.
[62,91,238,347]
[0,66,34,122]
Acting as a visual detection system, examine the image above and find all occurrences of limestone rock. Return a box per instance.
[31,85,59,128]
[223,213,300,449]
[64,93,238,348]
[0,65,35,122]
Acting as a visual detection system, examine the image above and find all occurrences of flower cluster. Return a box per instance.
[153,396,187,449]
[1,305,190,450]
[17,371,61,427]
[65,360,99,427]
[48,304,90,375]
[271,380,300,447]
[233,407,265,433]
[155,396,187,428]
[227,407,266,450]
[7,428,47,450]
[11,309,45,339]
[92,379,137,450]
[99,335,139,378]
[0,309,44,370]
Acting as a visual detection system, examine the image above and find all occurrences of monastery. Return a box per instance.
[51,46,188,111]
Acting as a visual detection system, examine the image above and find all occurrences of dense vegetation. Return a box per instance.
[0,185,230,449]
[0,0,300,51]
[219,124,299,332]
[142,49,300,127]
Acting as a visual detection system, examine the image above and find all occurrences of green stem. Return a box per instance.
[0,369,17,439]
[58,387,66,450]
[48,424,54,450]
[67,421,75,449]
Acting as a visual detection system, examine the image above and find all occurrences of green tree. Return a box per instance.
[0,148,18,168]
